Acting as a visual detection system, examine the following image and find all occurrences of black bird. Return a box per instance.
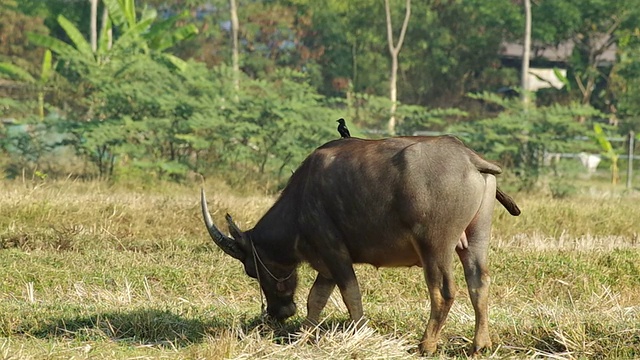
[336,118,351,138]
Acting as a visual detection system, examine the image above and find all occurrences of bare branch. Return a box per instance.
[395,0,411,55]
[384,0,395,54]
[385,0,412,55]
[574,73,587,96]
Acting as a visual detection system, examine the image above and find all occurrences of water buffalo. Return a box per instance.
[201,135,520,355]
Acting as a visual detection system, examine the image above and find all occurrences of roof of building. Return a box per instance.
[500,36,616,66]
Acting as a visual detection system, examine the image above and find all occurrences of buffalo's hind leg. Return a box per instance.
[456,173,497,354]
[419,244,458,355]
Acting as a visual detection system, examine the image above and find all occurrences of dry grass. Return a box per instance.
[0,179,638,359]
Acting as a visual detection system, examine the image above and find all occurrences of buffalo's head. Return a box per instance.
[201,189,298,320]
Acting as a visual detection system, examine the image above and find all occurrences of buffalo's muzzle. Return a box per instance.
[268,302,296,320]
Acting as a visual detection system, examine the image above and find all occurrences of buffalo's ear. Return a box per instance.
[225,213,247,243]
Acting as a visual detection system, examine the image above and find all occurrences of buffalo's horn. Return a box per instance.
[200,188,246,260]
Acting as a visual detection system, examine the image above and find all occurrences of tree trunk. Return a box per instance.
[102,6,112,49]
[37,91,44,121]
[90,0,99,52]
[521,0,531,107]
[229,0,240,98]
[384,0,411,135]
[389,54,398,131]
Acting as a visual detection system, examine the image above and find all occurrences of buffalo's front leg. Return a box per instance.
[319,261,363,324]
[337,271,364,324]
[304,274,336,326]
[301,225,363,326]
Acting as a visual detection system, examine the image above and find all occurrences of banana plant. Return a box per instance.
[103,0,198,71]
[102,0,199,71]
[0,49,53,121]
[27,0,197,72]
[593,123,620,185]
[553,67,571,91]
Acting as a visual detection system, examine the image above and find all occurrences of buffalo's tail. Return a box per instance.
[496,187,521,216]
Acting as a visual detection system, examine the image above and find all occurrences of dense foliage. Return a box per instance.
[1,0,639,190]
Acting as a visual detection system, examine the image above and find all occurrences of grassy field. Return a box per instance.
[0,179,638,359]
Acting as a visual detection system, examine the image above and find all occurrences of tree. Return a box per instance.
[573,18,622,108]
[224,69,339,186]
[453,92,600,190]
[0,1,49,76]
[232,1,324,83]
[610,28,640,133]
[101,4,112,50]
[28,0,198,72]
[521,0,531,107]
[531,1,640,111]
[384,0,411,135]
[90,0,98,52]
[229,0,240,95]
[395,0,521,109]
[25,0,198,120]
[72,57,218,178]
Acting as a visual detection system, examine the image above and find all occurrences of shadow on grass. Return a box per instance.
[28,308,304,349]
[27,309,477,356]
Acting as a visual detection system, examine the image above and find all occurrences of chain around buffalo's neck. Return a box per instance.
[249,236,295,314]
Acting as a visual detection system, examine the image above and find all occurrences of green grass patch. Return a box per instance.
[0,180,638,358]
